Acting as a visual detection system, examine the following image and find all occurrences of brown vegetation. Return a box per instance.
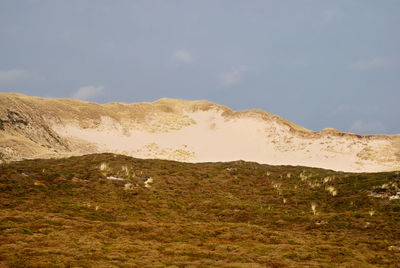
[0,153,399,266]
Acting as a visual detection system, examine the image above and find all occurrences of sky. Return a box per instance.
[0,0,399,134]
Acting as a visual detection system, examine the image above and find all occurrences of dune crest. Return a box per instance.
[0,93,399,172]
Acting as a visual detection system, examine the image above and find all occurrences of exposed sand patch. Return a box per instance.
[106,176,124,181]
[51,110,398,172]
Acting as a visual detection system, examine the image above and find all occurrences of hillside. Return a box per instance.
[0,93,399,172]
[0,154,399,266]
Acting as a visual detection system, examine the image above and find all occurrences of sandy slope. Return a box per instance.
[0,93,399,172]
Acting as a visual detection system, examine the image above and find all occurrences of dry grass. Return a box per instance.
[0,153,399,267]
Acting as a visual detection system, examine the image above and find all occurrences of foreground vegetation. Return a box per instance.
[0,153,399,267]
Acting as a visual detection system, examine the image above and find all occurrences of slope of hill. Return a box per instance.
[0,93,399,172]
[0,154,399,266]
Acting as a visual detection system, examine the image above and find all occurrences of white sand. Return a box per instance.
[51,110,398,172]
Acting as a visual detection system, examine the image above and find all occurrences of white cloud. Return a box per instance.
[323,8,343,24]
[0,69,28,82]
[348,57,391,70]
[173,49,193,64]
[220,66,247,87]
[330,104,351,116]
[72,85,103,100]
[349,120,385,134]
[315,8,343,32]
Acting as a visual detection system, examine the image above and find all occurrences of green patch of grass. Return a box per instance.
[0,220,35,235]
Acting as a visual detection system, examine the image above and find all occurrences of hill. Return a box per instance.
[0,93,399,172]
[0,154,399,266]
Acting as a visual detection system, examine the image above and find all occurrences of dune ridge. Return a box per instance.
[0,92,399,172]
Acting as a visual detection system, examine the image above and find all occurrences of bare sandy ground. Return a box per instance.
[51,110,397,172]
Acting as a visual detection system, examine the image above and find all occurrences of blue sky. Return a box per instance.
[0,0,399,134]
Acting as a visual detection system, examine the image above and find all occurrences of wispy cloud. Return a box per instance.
[349,120,385,134]
[330,104,351,116]
[331,104,380,117]
[0,69,28,82]
[220,66,247,87]
[315,8,343,31]
[173,49,193,64]
[72,85,103,100]
[348,57,391,70]
[322,8,343,24]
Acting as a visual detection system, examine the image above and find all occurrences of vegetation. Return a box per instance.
[0,153,399,267]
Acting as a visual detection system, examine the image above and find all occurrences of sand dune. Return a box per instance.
[0,93,399,172]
